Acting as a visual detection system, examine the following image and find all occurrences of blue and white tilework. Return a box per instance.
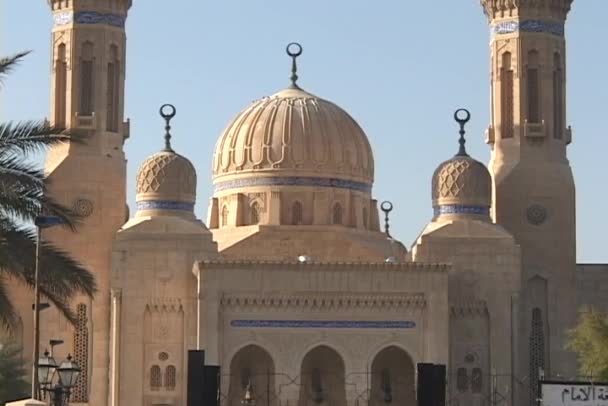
[230,320,416,329]
[214,176,372,194]
[434,205,490,217]
[53,11,126,28]
[491,19,564,38]
[137,201,194,211]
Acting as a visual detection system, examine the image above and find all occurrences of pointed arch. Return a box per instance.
[332,203,343,225]
[54,43,67,127]
[292,201,303,225]
[299,345,346,406]
[79,41,95,115]
[370,346,415,406]
[501,52,514,138]
[527,50,541,123]
[150,365,162,391]
[221,205,229,227]
[553,52,564,139]
[362,206,369,229]
[228,344,276,406]
[106,44,120,131]
[165,365,176,390]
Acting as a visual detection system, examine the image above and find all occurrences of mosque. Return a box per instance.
[9,1,608,406]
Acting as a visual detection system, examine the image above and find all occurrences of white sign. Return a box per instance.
[542,381,608,406]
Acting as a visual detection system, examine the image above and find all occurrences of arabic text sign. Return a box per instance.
[542,382,608,406]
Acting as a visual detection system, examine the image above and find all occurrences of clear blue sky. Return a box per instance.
[2,1,607,262]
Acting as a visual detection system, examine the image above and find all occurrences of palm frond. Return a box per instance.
[0,121,74,154]
[0,277,18,331]
[0,51,30,86]
[0,219,96,330]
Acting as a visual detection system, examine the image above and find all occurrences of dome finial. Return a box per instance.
[286,42,303,89]
[381,201,394,238]
[454,108,471,157]
[160,104,177,152]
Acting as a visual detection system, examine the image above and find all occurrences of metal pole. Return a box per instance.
[31,225,41,399]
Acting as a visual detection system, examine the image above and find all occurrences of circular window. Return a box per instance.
[527,204,548,225]
[158,352,169,361]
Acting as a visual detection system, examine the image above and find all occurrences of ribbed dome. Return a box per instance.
[432,155,491,215]
[212,87,374,185]
[136,150,197,207]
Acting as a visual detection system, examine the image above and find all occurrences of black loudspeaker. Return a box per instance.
[431,364,446,406]
[203,365,221,406]
[188,350,205,406]
[417,363,435,406]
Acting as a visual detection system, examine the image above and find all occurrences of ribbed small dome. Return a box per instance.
[432,155,491,215]
[136,150,197,206]
[212,87,374,185]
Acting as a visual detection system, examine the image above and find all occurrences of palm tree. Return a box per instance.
[0,51,96,332]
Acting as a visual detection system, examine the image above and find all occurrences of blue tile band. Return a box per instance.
[214,176,372,194]
[491,19,565,37]
[434,205,490,217]
[230,320,416,329]
[54,11,126,28]
[137,201,194,211]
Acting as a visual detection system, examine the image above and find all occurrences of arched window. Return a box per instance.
[54,43,67,127]
[165,365,176,390]
[456,368,468,393]
[332,203,343,225]
[72,303,89,402]
[150,365,162,390]
[221,206,229,227]
[527,50,540,123]
[501,52,514,138]
[250,202,260,225]
[106,45,120,131]
[362,207,368,229]
[471,368,483,394]
[292,201,303,225]
[80,42,95,115]
[553,53,564,139]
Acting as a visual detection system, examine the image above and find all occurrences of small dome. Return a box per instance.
[212,87,374,186]
[431,109,491,218]
[135,104,197,213]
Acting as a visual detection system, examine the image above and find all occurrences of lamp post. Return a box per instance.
[38,350,81,406]
[31,215,65,399]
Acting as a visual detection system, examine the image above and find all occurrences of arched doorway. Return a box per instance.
[228,345,276,406]
[299,345,346,406]
[370,346,415,406]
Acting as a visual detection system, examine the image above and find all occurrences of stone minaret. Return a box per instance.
[42,1,132,405]
[480,0,576,403]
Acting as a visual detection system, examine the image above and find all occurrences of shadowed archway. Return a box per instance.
[299,345,346,406]
[370,346,415,406]
[227,344,276,406]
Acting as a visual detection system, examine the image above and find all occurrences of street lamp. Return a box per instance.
[38,351,81,406]
[31,215,65,399]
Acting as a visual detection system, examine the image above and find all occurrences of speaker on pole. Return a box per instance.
[188,350,205,406]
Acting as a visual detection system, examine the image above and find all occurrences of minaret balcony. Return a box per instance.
[524,120,545,138]
[74,111,96,129]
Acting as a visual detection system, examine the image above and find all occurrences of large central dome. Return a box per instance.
[212,87,374,187]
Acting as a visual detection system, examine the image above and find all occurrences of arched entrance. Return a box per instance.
[299,345,346,406]
[227,345,276,406]
[370,346,415,406]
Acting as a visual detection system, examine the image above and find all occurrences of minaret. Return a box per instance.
[42,1,132,405]
[480,0,576,402]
